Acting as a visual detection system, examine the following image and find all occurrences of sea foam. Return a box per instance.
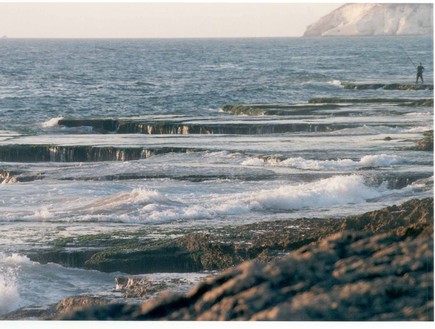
[243,154,402,170]
[0,269,19,315]
[240,174,382,211]
[42,117,64,128]
[0,253,29,316]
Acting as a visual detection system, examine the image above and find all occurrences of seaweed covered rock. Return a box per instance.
[413,130,433,151]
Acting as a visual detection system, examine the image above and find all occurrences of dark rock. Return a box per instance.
[221,104,340,116]
[55,296,111,317]
[84,239,204,274]
[58,117,346,135]
[309,97,433,105]
[0,145,193,162]
[341,82,433,91]
[1,296,111,320]
[412,130,433,151]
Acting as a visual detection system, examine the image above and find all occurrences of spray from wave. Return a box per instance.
[242,154,402,170]
[42,117,64,128]
[0,253,30,316]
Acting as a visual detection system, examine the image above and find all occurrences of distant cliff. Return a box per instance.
[304,3,433,37]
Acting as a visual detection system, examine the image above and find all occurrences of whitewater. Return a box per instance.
[0,36,433,316]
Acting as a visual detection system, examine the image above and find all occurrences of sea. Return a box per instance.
[0,36,433,317]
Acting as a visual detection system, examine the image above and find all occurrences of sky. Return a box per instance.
[0,1,342,38]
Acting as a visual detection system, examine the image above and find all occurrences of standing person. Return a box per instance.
[416,63,425,84]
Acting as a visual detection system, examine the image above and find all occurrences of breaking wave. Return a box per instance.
[86,175,388,222]
[0,253,31,316]
[242,154,403,170]
[42,117,64,128]
[217,174,384,213]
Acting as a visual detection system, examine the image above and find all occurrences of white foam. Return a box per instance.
[406,126,433,133]
[242,154,403,170]
[157,175,386,219]
[0,268,20,315]
[0,253,29,316]
[34,206,53,219]
[241,157,265,166]
[359,154,400,167]
[328,79,342,86]
[42,116,64,128]
[234,174,383,212]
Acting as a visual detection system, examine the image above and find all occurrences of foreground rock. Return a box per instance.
[63,213,434,320]
[1,296,111,320]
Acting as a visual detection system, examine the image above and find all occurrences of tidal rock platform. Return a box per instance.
[62,198,434,320]
[341,82,433,91]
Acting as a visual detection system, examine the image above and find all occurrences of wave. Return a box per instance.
[68,175,388,222]
[328,79,342,86]
[0,253,31,316]
[42,117,64,128]
[0,252,116,316]
[217,174,384,213]
[74,188,176,214]
[242,154,403,170]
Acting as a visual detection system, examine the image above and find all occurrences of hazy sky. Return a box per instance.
[0,2,342,38]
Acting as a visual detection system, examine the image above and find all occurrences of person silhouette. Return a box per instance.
[416,63,425,84]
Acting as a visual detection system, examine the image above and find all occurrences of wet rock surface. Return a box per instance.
[62,199,434,320]
[341,82,433,91]
[412,130,433,151]
[1,296,111,320]
[308,97,434,106]
[29,198,433,275]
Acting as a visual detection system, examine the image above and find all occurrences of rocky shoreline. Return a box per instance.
[2,197,433,320]
[62,197,435,321]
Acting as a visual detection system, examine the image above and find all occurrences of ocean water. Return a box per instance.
[0,36,433,315]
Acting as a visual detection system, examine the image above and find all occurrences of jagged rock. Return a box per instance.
[0,296,111,320]
[55,296,111,316]
[60,198,434,320]
[63,222,434,320]
[115,277,166,298]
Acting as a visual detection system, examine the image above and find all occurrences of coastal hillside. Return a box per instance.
[304,3,433,36]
